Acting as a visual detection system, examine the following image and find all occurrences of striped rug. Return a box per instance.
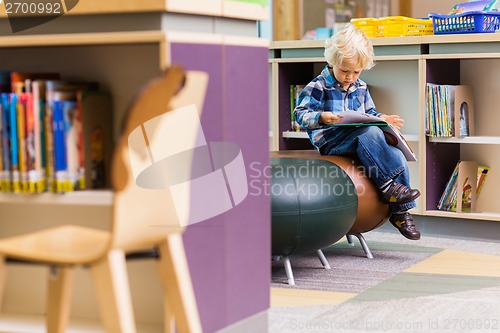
[270,231,500,332]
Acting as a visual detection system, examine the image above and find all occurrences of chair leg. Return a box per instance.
[348,233,374,259]
[316,250,331,269]
[346,234,354,246]
[0,256,6,312]
[90,250,136,333]
[163,295,175,333]
[282,256,295,286]
[156,233,202,333]
[47,265,74,333]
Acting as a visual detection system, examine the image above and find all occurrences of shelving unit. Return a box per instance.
[423,35,500,222]
[270,33,500,223]
[0,2,270,332]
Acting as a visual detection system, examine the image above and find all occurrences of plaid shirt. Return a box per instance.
[294,65,381,150]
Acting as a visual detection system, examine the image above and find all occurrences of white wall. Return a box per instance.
[412,0,458,18]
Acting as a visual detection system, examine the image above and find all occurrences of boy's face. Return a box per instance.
[332,57,363,90]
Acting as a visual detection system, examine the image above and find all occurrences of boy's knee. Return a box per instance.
[359,126,384,139]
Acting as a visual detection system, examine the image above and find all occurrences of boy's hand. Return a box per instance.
[380,114,404,130]
[320,112,343,125]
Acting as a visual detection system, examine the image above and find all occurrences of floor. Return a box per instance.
[0,314,161,333]
[1,216,500,333]
[268,218,500,333]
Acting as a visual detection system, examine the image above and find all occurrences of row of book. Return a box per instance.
[0,71,113,194]
[290,84,306,132]
[438,160,490,212]
[425,84,474,138]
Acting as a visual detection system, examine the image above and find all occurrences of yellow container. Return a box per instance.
[350,17,378,38]
[377,16,434,37]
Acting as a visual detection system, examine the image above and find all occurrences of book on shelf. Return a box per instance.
[425,84,474,138]
[17,92,36,193]
[52,91,78,193]
[8,93,20,193]
[78,90,114,190]
[0,94,11,192]
[10,72,60,94]
[290,84,306,132]
[31,80,48,192]
[437,160,490,212]
[0,74,113,194]
[329,110,417,161]
[0,71,11,93]
[45,80,99,192]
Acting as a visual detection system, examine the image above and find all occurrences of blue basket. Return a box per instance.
[429,11,500,34]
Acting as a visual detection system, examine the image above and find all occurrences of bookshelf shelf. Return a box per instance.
[282,131,307,139]
[0,0,269,21]
[0,3,270,331]
[429,136,500,145]
[0,31,166,48]
[271,34,500,220]
[0,190,113,206]
[425,210,500,222]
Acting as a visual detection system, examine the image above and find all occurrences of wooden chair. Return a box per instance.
[0,65,206,333]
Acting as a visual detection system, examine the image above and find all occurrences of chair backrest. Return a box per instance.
[110,66,209,251]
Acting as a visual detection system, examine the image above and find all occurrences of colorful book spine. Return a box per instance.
[53,97,77,193]
[0,93,11,192]
[31,80,46,192]
[9,93,20,193]
[19,92,39,193]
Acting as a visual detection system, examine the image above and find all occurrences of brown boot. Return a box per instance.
[389,211,421,240]
[381,182,420,204]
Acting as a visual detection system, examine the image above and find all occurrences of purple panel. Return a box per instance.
[426,59,460,84]
[426,140,460,209]
[425,59,461,210]
[170,43,225,142]
[170,42,227,333]
[278,62,317,150]
[169,41,271,332]
[223,44,271,325]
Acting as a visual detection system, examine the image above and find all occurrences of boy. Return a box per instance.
[293,24,421,240]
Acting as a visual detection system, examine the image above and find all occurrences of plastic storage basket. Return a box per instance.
[351,16,433,38]
[350,17,378,37]
[430,11,500,34]
[377,16,434,37]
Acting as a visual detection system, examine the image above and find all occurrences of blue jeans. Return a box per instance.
[319,126,416,213]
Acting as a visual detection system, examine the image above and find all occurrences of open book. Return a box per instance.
[330,110,417,161]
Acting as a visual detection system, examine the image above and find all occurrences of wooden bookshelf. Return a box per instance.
[0,3,270,332]
[0,0,269,20]
[270,33,500,222]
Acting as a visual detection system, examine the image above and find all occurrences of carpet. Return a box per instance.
[271,232,500,300]
[269,231,500,332]
[272,237,441,293]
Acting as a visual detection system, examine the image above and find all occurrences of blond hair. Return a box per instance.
[324,23,374,70]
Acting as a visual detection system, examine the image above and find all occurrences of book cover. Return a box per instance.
[10,72,60,94]
[331,110,388,127]
[9,93,20,193]
[290,84,306,132]
[52,91,77,193]
[0,93,11,192]
[77,90,114,190]
[381,124,417,162]
[437,160,489,212]
[31,80,47,192]
[0,71,11,93]
[330,110,416,161]
[18,92,37,193]
[0,101,3,191]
